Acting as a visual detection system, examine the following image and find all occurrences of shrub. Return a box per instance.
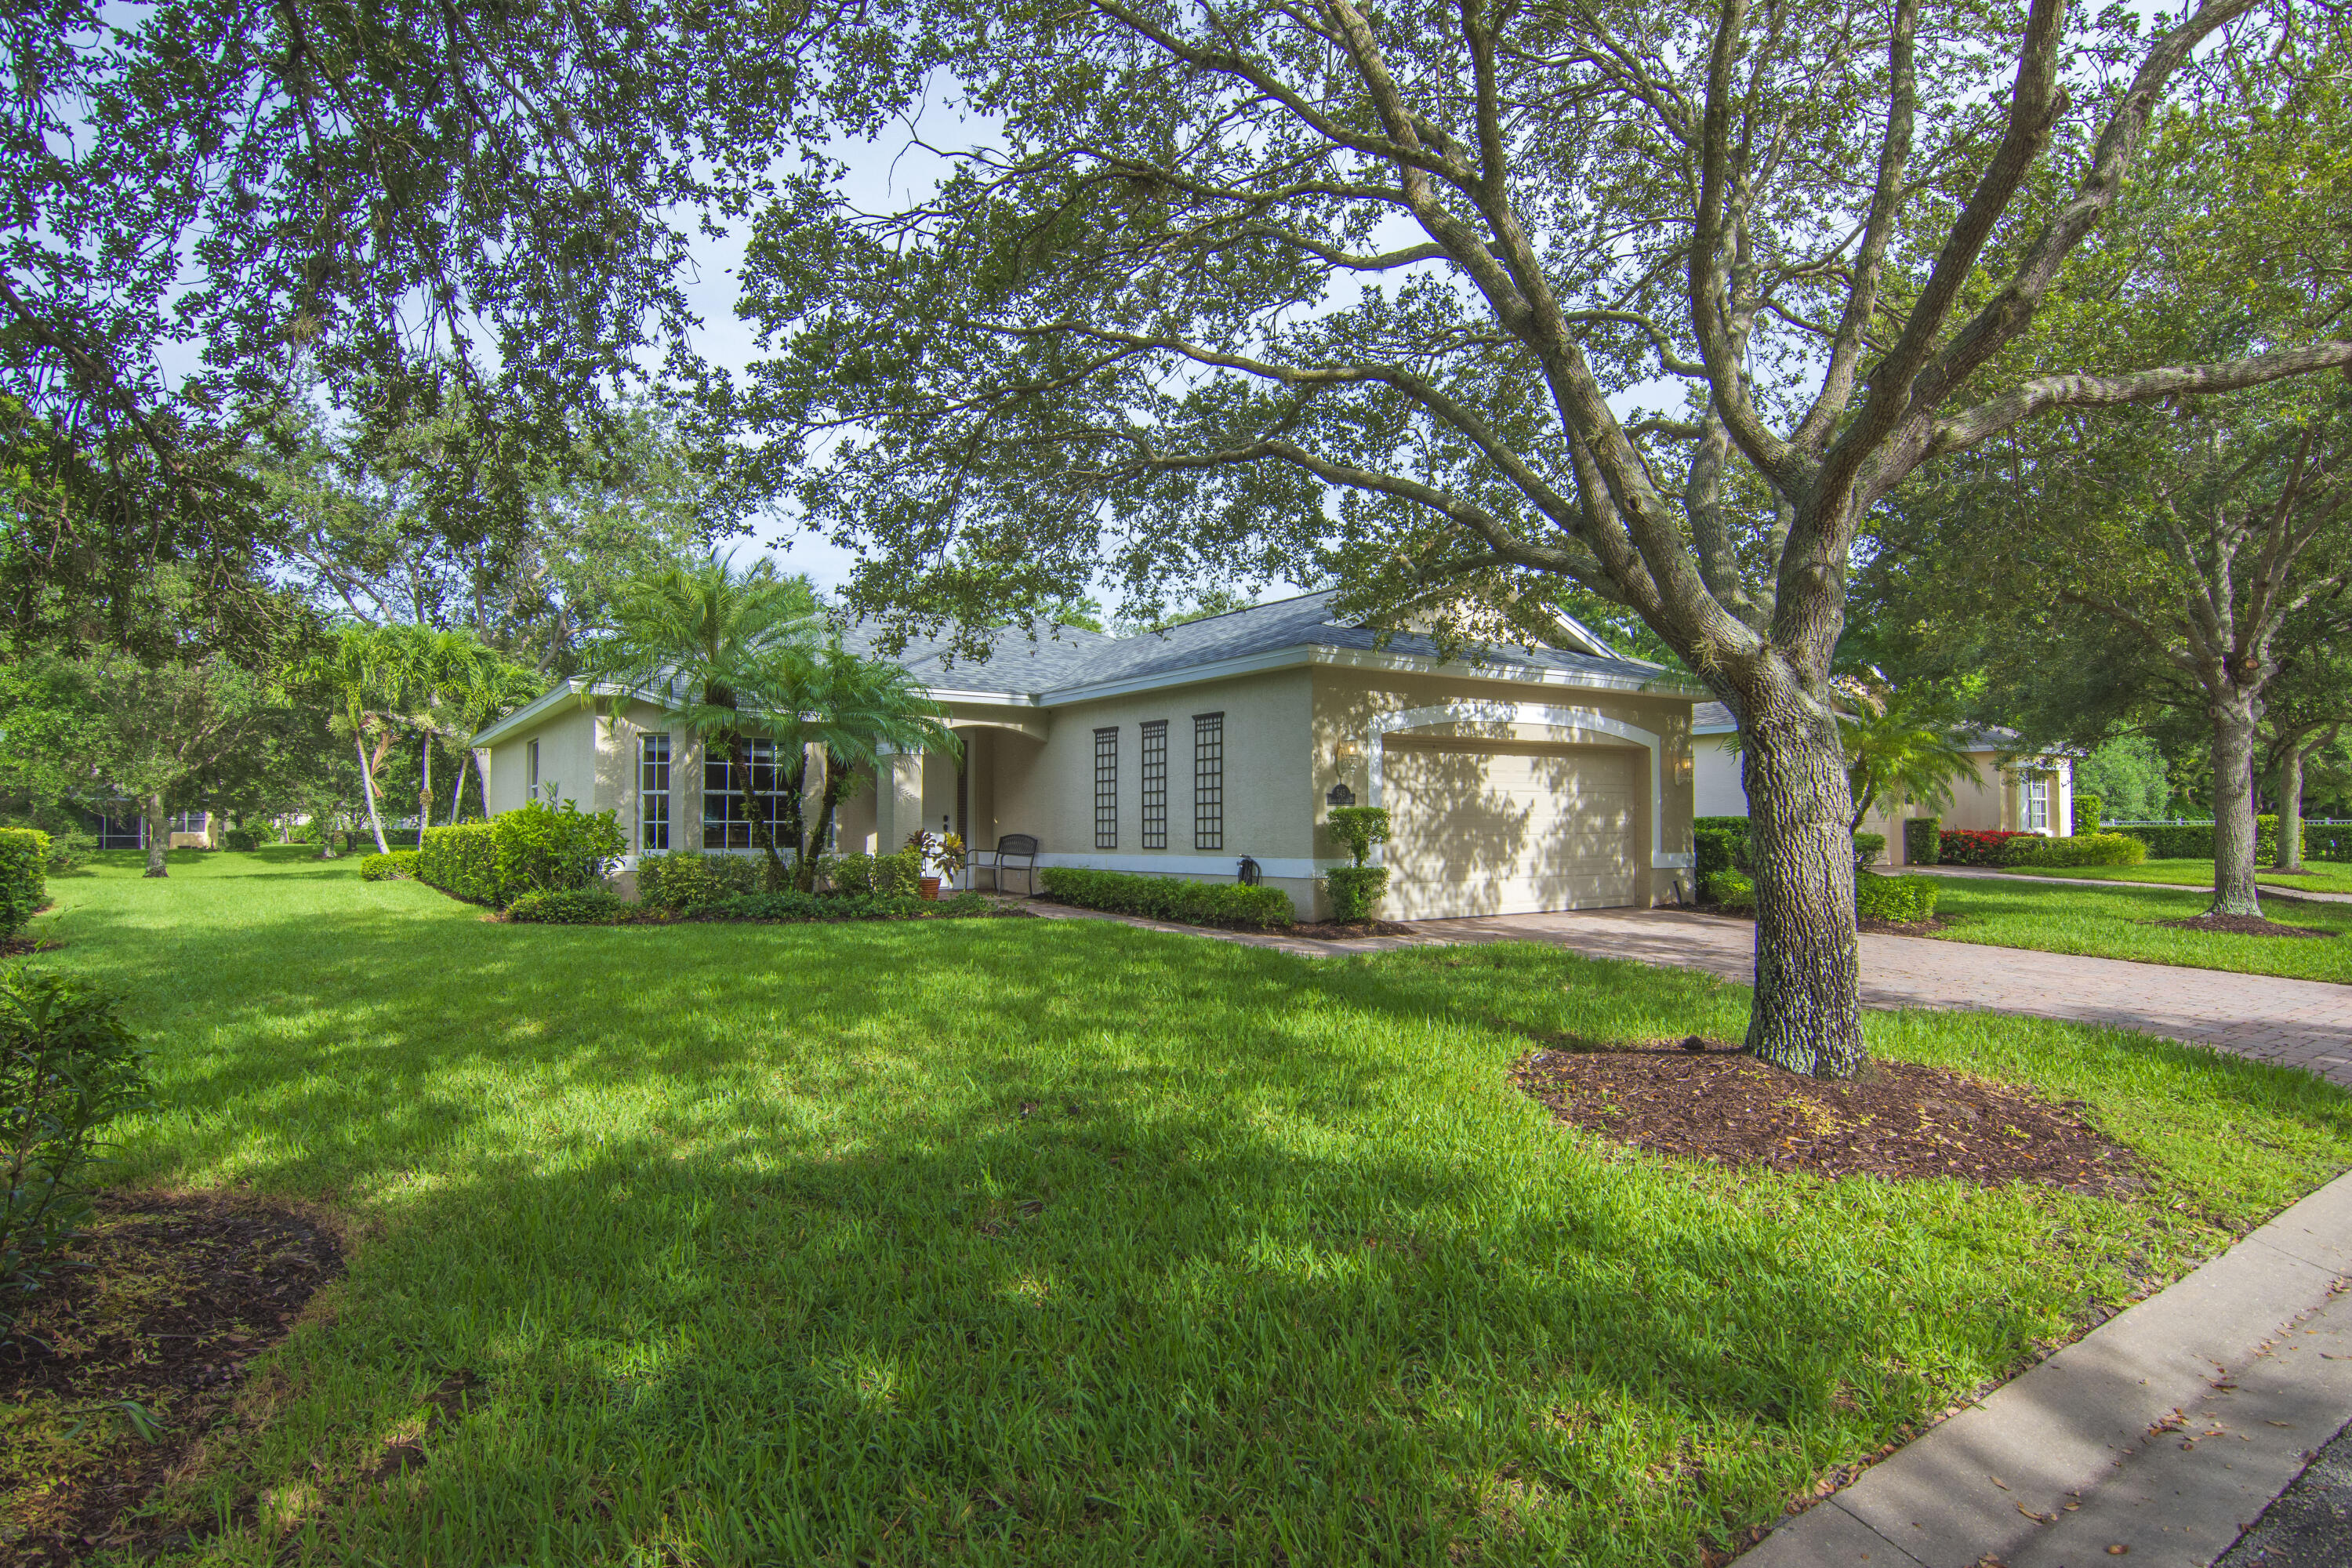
[1323,866,1390,922]
[1,971,151,1334]
[819,849,923,898]
[637,851,761,910]
[0,829,49,940]
[1938,828,2029,866]
[508,889,631,924]
[1855,873,1939,924]
[1707,869,1755,910]
[1038,866,1296,929]
[688,889,999,922]
[416,802,626,908]
[1853,832,1886,869]
[1903,815,1941,866]
[2071,791,2103,837]
[223,826,263,851]
[1693,818,1750,878]
[358,850,419,881]
[2002,833,2148,869]
[1325,806,1392,866]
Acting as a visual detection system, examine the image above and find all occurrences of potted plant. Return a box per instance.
[903,829,967,899]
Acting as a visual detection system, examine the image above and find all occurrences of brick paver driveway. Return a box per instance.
[1420,909,2352,1090]
[1032,902,2352,1089]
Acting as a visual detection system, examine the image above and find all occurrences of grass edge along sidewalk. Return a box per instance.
[11,847,2352,1566]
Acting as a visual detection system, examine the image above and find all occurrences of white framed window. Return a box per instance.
[703,739,789,849]
[527,739,540,792]
[2022,772,2050,834]
[639,733,671,851]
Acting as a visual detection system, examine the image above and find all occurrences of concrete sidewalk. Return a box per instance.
[1736,1172,2352,1567]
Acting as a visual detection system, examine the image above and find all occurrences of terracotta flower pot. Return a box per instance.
[920,877,941,900]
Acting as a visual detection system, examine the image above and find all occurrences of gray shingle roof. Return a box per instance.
[847,590,1666,702]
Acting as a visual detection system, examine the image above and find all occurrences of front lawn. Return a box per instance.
[12,848,2352,1566]
[1991,858,2352,898]
[1921,879,2352,982]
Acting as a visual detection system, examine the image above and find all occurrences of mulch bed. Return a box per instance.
[1,1192,344,1564]
[2156,912,2336,939]
[1,935,64,958]
[1289,917,1417,940]
[1512,1042,2141,1194]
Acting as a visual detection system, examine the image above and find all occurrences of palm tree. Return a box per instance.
[444,658,544,822]
[768,637,960,890]
[368,626,498,832]
[579,554,822,890]
[1837,688,1976,837]
[310,625,403,855]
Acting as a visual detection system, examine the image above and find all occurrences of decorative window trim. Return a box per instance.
[1140,720,1167,849]
[1094,727,1120,849]
[1193,712,1224,851]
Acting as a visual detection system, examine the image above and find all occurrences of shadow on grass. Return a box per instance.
[21,874,2352,1564]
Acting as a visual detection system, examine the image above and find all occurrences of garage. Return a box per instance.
[1378,738,1642,919]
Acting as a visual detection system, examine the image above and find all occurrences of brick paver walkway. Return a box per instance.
[1029,903,2352,1089]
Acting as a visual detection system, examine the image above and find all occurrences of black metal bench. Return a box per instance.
[976,833,1040,895]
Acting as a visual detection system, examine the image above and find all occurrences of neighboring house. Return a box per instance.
[470,590,1707,920]
[77,801,220,849]
[1690,702,2074,865]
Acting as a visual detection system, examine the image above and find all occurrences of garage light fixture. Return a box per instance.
[1334,737,1366,763]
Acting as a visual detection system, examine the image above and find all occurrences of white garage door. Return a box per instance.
[1381,740,1641,919]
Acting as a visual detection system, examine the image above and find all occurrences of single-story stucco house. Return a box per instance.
[1691,702,2074,865]
[470,591,1707,920]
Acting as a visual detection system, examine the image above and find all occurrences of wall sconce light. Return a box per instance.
[1334,738,1366,764]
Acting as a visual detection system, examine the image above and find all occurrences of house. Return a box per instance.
[78,802,220,850]
[1690,702,2074,865]
[469,590,1707,920]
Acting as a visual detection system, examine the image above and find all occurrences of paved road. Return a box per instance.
[1031,903,2352,1090]
[2220,1415,2352,1568]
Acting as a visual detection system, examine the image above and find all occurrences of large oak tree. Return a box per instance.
[728,0,2352,1074]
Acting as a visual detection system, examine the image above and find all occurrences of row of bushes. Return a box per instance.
[2099,816,2352,864]
[632,848,929,909]
[1706,867,1940,924]
[359,850,419,881]
[414,802,628,909]
[1037,866,1297,930]
[505,886,1001,925]
[0,829,48,942]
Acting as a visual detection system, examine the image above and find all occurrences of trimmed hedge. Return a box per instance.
[222,826,263,851]
[415,801,626,908]
[1904,815,1940,866]
[1853,832,1886,869]
[2072,791,2103,837]
[1939,828,2029,866]
[688,890,999,923]
[1323,866,1390,922]
[358,850,419,881]
[1856,873,1939,924]
[508,889,631,924]
[817,849,923,898]
[637,852,761,910]
[1039,866,1296,929]
[2107,817,2289,863]
[2002,833,2148,869]
[1707,869,1755,910]
[0,830,48,941]
[1694,816,1750,878]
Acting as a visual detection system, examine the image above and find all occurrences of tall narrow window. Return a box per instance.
[639,733,671,851]
[1094,727,1120,849]
[703,739,789,848]
[527,739,540,793]
[2022,772,2050,834]
[1193,713,1224,851]
[1140,720,1168,849]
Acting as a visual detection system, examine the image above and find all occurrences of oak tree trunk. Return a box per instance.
[1734,687,1865,1078]
[143,792,169,877]
[2275,743,2307,874]
[2209,693,2263,918]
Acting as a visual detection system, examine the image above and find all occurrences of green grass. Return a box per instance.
[15,848,2352,1566]
[1922,879,2352,982]
[1993,858,2352,897]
